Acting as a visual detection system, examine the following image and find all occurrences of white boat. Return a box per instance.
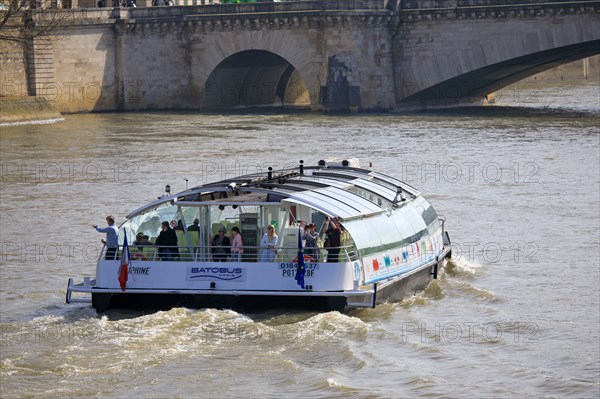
[66,159,452,312]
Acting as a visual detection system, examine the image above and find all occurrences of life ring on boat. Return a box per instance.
[293,254,315,263]
[131,253,147,261]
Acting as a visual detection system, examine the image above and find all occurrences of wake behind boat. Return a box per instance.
[66,159,452,312]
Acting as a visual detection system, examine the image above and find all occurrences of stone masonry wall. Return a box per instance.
[49,24,119,112]
[116,22,193,110]
[11,7,396,113]
[0,40,28,100]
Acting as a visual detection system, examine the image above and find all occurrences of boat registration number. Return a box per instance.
[279,262,319,278]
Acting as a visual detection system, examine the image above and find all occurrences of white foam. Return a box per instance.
[0,117,65,127]
[448,255,484,276]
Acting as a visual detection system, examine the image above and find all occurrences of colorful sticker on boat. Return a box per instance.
[353,261,362,282]
[383,254,391,268]
[372,258,380,271]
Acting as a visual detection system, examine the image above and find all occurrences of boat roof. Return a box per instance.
[127,161,421,220]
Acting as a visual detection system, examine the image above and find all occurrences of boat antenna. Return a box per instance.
[184,179,188,190]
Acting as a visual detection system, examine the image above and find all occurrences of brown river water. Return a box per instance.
[0,81,598,398]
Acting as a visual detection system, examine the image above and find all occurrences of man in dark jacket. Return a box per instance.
[211,226,231,262]
[155,221,178,261]
[325,217,342,263]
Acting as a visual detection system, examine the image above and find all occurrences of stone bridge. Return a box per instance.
[2,0,599,112]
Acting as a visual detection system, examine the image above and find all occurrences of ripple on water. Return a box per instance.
[445,280,498,302]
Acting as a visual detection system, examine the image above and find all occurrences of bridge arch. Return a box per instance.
[201,50,313,111]
[400,40,600,107]
[394,4,600,108]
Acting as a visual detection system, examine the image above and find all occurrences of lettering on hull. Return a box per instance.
[187,267,247,282]
[129,266,150,275]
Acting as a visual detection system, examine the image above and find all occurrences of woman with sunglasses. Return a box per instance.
[260,224,278,262]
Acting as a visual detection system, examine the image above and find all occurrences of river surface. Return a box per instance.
[0,81,598,398]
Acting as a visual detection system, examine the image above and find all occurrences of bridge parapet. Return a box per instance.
[127,1,391,19]
[400,0,599,8]
[27,0,599,26]
[398,0,600,20]
[28,1,395,26]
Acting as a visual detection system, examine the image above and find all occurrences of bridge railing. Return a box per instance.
[22,0,393,24]
[25,0,599,23]
[396,0,600,19]
[164,0,389,11]
[399,0,600,9]
[126,0,389,18]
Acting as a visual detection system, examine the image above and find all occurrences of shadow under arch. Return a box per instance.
[202,50,311,111]
[401,40,600,108]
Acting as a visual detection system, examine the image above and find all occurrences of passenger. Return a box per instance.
[260,224,278,262]
[134,234,153,249]
[93,215,119,260]
[325,216,342,262]
[297,220,306,235]
[188,218,200,232]
[230,226,244,262]
[155,221,178,261]
[211,226,231,262]
[133,232,145,251]
[303,223,319,258]
[141,235,153,246]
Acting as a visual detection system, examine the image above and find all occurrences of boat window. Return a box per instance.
[208,205,241,236]
[347,186,393,209]
[342,218,385,256]
[120,202,179,243]
[343,203,431,257]
[179,206,200,229]
[391,203,429,242]
[413,197,439,227]
[351,178,397,202]
[316,186,384,213]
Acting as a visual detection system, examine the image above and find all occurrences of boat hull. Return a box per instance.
[71,246,451,313]
[92,292,349,313]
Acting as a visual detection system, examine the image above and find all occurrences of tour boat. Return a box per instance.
[66,159,452,312]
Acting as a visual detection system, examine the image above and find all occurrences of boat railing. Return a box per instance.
[98,243,358,263]
[438,214,447,237]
